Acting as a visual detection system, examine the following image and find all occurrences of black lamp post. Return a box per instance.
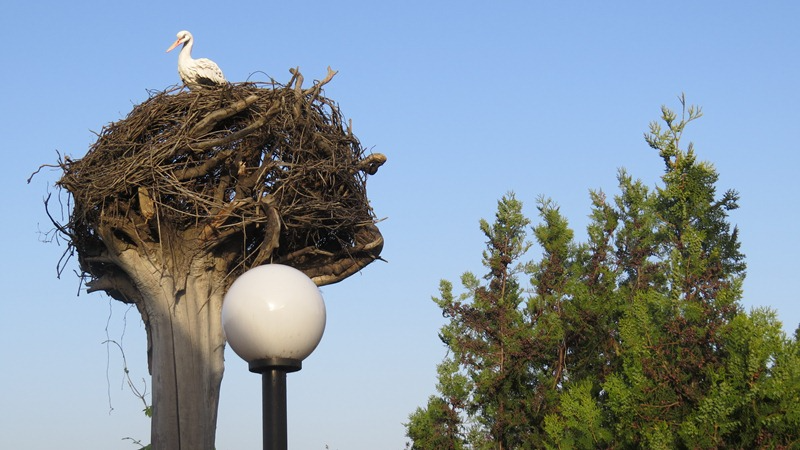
[222,264,326,450]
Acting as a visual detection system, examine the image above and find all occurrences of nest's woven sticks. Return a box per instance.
[56,72,383,283]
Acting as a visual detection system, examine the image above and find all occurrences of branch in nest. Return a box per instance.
[43,192,74,240]
[353,153,387,175]
[281,223,384,286]
[277,246,335,264]
[175,148,236,181]
[192,100,282,152]
[189,94,260,137]
[304,66,339,100]
[289,67,304,94]
[138,187,157,221]
[28,163,63,184]
[249,202,282,267]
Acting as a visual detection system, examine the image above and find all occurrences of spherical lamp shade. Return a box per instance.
[222,264,326,367]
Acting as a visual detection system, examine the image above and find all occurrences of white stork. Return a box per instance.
[166,30,227,90]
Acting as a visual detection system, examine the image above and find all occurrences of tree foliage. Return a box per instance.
[406,97,800,449]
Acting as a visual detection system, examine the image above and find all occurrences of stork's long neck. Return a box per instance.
[179,39,195,64]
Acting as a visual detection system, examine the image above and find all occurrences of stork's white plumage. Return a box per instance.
[166,30,227,90]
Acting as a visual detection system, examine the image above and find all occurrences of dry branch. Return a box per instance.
[189,94,260,137]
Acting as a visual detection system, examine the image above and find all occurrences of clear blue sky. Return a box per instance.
[2,1,799,449]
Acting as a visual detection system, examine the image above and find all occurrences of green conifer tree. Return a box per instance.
[603,96,747,447]
[408,97,800,449]
[406,193,536,450]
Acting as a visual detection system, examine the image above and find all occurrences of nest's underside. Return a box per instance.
[55,70,385,289]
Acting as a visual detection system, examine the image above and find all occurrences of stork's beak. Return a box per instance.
[166,39,182,53]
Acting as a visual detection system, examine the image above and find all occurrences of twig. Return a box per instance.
[304,66,338,100]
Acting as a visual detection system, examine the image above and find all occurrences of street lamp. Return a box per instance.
[222,264,326,450]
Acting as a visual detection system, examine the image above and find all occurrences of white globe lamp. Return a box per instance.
[222,264,326,449]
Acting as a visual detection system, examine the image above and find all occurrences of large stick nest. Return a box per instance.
[54,68,385,288]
